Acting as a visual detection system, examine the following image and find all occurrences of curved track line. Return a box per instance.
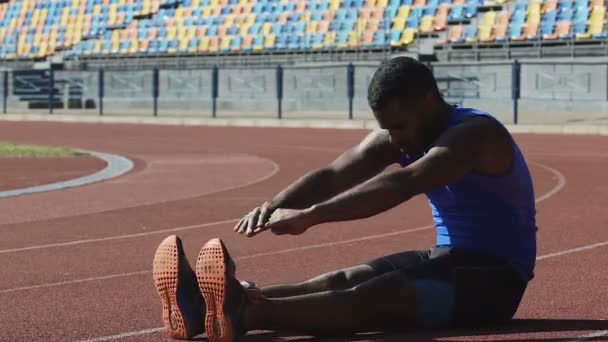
[0,150,133,198]
[0,153,280,226]
[529,161,567,203]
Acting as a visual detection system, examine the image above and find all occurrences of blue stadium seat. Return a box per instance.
[230,35,241,51]
[228,25,239,35]
[449,4,464,20]
[508,22,523,39]
[424,5,438,16]
[558,7,574,20]
[301,33,313,49]
[464,24,478,40]
[288,35,301,50]
[464,0,480,17]
[276,34,287,49]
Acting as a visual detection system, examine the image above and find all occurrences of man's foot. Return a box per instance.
[152,235,205,339]
[196,238,247,342]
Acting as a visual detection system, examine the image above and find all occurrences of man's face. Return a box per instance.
[374,97,428,156]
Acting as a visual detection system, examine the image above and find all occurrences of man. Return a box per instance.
[152,56,537,342]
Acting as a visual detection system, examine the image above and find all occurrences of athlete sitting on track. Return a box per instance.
[152,56,537,342]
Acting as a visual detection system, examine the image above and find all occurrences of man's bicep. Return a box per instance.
[328,130,400,190]
[401,121,486,196]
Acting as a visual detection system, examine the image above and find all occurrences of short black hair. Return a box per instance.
[367,56,439,112]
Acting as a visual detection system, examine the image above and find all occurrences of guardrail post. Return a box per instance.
[98,68,104,116]
[152,67,159,116]
[512,60,521,125]
[211,64,218,118]
[347,63,355,120]
[276,64,283,119]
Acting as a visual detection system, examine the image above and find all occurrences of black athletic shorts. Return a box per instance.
[367,247,528,329]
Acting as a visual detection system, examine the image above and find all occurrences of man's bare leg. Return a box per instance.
[259,264,380,298]
[259,250,429,298]
[245,270,419,336]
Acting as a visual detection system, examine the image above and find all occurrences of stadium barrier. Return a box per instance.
[2,59,608,124]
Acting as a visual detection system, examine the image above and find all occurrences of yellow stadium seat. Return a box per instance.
[198,36,210,52]
[264,34,276,48]
[377,0,389,6]
[397,5,411,19]
[202,7,212,16]
[239,24,251,35]
[392,17,406,30]
[93,40,102,54]
[262,22,273,35]
[210,0,219,6]
[323,31,336,48]
[177,27,187,39]
[477,25,492,41]
[347,31,360,47]
[302,11,311,22]
[402,27,416,45]
[589,6,606,21]
[38,43,47,57]
[220,36,231,50]
[329,0,341,10]
[167,26,177,40]
[482,11,496,26]
[419,15,433,32]
[353,19,365,32]
[179,37,189,51]
[245,14,256,25]
[192,0,201,7]
[187,27,196,39]
[307,21,318,33]
[224,15,235,26]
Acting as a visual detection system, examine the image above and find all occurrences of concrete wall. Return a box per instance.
[4,59,608,125]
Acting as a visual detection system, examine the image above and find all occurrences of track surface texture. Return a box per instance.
[0,121,606,342]
[0,155,106,191]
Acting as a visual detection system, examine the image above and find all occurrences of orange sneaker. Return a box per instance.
[152,235,205,339]
[196,238,247,342]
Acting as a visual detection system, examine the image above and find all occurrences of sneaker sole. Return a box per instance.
[152,235,191,340]
[196,238,235,342]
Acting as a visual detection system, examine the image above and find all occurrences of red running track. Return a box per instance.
[0,121,606,342]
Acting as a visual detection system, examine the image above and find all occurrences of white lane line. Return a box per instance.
[0,224,434,294]
[0,159,563,255]
[0,160,568,293]
[0,150,133,198]
[537,240,608,261]
[0,270,150,294]
[530,161,567,203]
[566,329,608,341]
[74,328,165,342]
[0,219,239,255]
[72,237,608,342]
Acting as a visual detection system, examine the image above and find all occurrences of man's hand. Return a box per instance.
[234,201,276,237]
[262,208,316,236]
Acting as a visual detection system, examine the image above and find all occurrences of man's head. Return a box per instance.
[368,56,447,155]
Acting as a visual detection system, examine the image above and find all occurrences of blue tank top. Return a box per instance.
[399,105,537,282]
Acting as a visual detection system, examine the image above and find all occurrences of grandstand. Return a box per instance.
[0,0,606,67]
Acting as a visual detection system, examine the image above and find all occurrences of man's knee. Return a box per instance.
[323,265,378,291]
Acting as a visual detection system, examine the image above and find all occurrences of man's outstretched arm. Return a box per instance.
[262,117,509,236]
[235,130,400,236]
[307,118,491,226]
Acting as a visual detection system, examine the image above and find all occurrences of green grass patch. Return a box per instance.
[0,142,88,157]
